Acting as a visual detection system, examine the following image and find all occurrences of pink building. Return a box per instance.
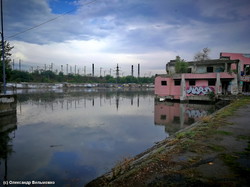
[154,101,214,134]
[155,57,241,101]
[220,52,250,92]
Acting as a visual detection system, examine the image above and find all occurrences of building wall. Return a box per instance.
[154,76,181,99]
[167,62,232,74]
[155,72,237,100]
[220,52,250,72]
[186,79,215,96]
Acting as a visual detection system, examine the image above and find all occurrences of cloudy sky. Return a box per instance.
[3,0,250,76]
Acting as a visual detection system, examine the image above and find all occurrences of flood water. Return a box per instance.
[0,89,218,186]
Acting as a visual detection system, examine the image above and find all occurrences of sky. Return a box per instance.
[2,0,250,76]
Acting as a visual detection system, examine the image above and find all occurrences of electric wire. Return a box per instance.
[6,0,98,39]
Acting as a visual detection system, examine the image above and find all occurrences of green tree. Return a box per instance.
[0,41,14,81]
[10,70,33,82]
[175,56,188,73]
[105,75,115,83]
[41,70,56,82]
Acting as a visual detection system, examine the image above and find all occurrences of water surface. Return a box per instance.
[0,89,217,186]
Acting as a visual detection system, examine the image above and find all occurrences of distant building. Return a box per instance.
[154,52,250,101]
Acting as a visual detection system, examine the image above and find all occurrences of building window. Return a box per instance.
[187,68,192,73]
[161,80,167,86]
[160,115,167,120]
[208,79,216,86]
[189,80,196,86]
[173,116,180,123]
[207,66,214,72]
[174,80,181,86]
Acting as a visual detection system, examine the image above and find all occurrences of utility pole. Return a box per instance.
[1,0,6,93]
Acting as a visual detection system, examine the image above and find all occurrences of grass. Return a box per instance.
[200,116,212,123]
[111,156,134,179]
[237,135,250,141]
[176,130,197,139]
[220,143,250,179]
[207,144,226,152]
[215,130,233,136]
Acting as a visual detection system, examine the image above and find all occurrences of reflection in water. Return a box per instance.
[0,89,222,186]
[154,101,215,135]
[16,89,144,111]
[0,111,17,182]
[1,89,165,186]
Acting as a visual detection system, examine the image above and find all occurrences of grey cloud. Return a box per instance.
[4,0,250,55]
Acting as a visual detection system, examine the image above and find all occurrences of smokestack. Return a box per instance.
[92,63,95,77]
[131,65,134,77]
[19,59,21,71]
[138,63,140,77]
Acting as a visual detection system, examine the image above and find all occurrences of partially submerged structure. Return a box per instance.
[155,52,250,101]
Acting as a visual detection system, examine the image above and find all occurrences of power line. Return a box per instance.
[6,0,98,39]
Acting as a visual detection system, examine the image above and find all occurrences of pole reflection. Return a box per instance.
[15,89,151,112]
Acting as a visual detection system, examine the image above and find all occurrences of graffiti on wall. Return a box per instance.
[186,86,214,95]
[186,109,208,118]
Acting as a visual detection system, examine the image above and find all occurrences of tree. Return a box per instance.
[194,47,211,61]
[175,56,188,73]
[0,41,14,81]
[10,70,33,82]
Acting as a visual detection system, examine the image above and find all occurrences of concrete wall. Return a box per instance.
[0,95,17,117]
[154,76,181,99]
[220,52,250,72]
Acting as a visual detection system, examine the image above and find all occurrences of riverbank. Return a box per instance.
[3,82,154,90]
[86,96,250,186]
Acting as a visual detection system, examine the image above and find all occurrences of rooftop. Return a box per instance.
[167,59,239,66]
